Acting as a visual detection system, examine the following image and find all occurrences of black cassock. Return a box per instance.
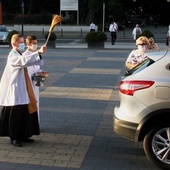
[0,105,39,140]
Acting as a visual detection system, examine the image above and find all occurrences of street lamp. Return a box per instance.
[133,0,136,2]
[168,0,170,2]
[102,2,105,32]
[21,1,24,35]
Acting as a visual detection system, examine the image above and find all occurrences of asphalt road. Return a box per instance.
[0,47,160,170]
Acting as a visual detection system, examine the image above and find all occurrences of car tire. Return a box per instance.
[143,125,170,170]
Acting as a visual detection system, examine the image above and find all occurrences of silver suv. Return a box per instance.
[114,49,170,170]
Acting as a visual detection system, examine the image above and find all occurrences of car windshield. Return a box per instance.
[124,58,155,76]
[0,27,7,32]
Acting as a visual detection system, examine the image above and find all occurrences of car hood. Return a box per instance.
[0,32,7,35]
[145,50,168,61]
[0,32,8,40]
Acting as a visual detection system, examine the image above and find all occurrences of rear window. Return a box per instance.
[124,58,155,76]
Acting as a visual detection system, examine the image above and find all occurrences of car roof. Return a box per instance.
[145,49,168,61]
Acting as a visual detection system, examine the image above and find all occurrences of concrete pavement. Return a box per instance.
[28,25,169,50]
[1,25,169,50]
[0,25,167,170]
[0,47,160,170]
[54,41,167,50]
[19,25,167,40]
[0,41,168,50]
[53,25,168,50]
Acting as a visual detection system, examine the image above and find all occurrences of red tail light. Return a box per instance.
[119,80,155,96]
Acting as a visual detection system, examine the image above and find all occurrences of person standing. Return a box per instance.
[23,35,49,124]
[90,22,96,32]
[0,34,46,147]
[166,25,170,47]
[109,21,118,45]
[132,24,142,41]
[125,36,149,70]
[148,37,159,50]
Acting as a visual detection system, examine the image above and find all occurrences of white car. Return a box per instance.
[114,49,170,170]
[0,25,9,44]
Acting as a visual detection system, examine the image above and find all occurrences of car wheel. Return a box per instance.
[143,125,170,170]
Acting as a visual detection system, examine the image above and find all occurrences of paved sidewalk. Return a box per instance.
[0,41,168,51]
[0,25,166,170]
[23,25,168,40]
[21,25,168,39]
[26,25,169,50]
[1,25,168,50]
[54,41,168,50]
[0,48,160,170]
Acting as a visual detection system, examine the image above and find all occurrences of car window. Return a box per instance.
[124,58,155,76]
[0,27,7,32]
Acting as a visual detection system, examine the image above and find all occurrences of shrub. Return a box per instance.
[14,13,52,24]
[6,30,19,43]
[44,32,57,41]
[85,31,107,42]
[140,30,154,39]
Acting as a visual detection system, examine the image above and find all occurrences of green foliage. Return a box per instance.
[44,32,57,41]
[85,31,107,42]
[2,0,170,26]
[88,0,102,11]
[14,14,52,24]
[107,0,125,22]
[140,30,154,39]
[6,30,19,43]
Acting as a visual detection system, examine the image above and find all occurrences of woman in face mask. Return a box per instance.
[148,37,159,50]
[23,35,49,125]
[125,36,149,70]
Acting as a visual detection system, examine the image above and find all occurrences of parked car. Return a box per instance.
[114,49,170,170]
[0,25,9,44]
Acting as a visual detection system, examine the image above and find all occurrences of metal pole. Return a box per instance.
[77,0,79,25]
[102,3,105,32]
[60,0,62,25]
[0,1,2,25]
[61,29,63,36]
[123,26,125,37]
[80,28,82,36]
[21,19,24,35]
[21,1,24,35]
[42,28,44,37]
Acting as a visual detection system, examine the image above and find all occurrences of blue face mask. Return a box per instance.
[18,43,25,51]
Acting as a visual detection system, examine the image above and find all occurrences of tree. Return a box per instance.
[88,0,102,22]
[3,0,169,25]
[1,0,126,25]
[107,0,125,22]
[27,0,33,15]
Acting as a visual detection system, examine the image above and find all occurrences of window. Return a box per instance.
[124,58,155,76]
